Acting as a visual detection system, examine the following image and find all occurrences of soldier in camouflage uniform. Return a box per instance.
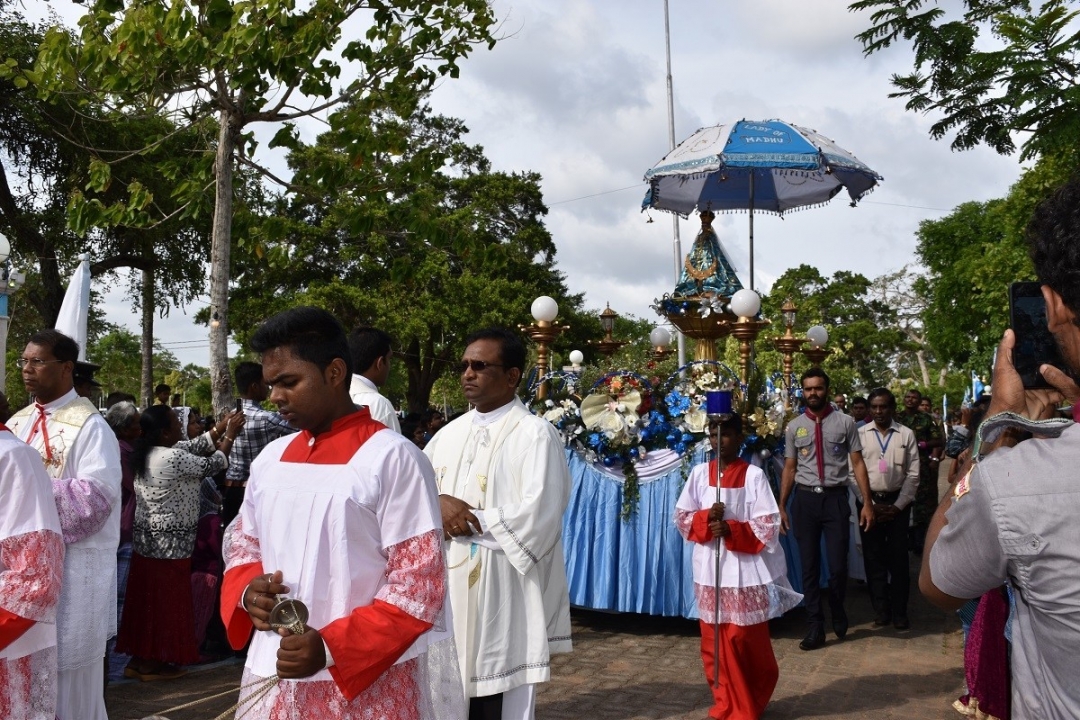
[895,389,942,553]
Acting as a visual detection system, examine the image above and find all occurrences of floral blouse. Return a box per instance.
[133,433,228,560]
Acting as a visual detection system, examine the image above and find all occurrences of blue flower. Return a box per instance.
[587,433,604,449]
[665,391,691,414]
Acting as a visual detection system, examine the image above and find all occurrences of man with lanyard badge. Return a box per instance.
[856,388,920,630]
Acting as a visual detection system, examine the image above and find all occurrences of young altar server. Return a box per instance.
[0,424,65,720]
[220,307,461,720]
[674,415,801,720]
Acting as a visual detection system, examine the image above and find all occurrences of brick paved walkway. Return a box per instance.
[106,568,964,720]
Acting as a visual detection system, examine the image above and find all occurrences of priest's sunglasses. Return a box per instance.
[16,358,64,370]
[456,360,505,374]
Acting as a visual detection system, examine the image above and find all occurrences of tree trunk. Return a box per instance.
[403,337,453,413]
[140,266,154,408]
[915,348,931,387]
[209,111,236,416]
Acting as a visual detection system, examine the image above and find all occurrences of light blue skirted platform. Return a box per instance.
[560,448,857,619]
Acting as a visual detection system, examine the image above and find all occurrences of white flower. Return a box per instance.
[697,371,718,389]
[684,407,707,433]
[543,407,566,423]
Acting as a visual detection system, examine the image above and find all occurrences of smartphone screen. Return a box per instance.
[235,398,243,413]
[1009,282,1066,388]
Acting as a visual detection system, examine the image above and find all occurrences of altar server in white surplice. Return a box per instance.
[221,307,462,720]
[424,328,572,720]
[8,329,122,720]
[347,326,401,433]
[0,425,65,720]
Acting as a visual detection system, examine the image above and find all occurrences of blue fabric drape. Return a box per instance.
[561,448,702,617]
[560,449,814,619]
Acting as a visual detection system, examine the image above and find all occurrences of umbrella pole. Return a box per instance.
[748,171,755,291]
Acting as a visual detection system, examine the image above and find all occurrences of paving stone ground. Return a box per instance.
[106,463,966,720]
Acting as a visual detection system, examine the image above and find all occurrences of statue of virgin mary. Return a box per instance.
[674,210,742,297]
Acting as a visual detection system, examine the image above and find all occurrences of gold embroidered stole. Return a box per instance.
[9,397,98,478]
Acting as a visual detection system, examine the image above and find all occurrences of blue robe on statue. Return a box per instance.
[674,211,742,298]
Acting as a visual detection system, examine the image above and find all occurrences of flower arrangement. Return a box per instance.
[737,369,792,461]
[527,363,795,518]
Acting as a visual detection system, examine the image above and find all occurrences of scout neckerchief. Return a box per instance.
[803,404,833,483]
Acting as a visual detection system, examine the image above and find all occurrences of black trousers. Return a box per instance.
[222,485,246,529]
[790,486,850,632]
[469,694,503,720]
[857,501,912,620]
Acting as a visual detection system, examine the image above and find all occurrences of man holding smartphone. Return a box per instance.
[920,176,1080,719]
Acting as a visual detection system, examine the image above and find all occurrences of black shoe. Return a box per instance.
[832,608,849,640]
[893,617,910,631]
[799,632,826,651]
[873,614,892,627]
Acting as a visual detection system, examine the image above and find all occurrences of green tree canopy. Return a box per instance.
[758,264,907,394]
[914,153,1074,371]
[26,0,498,414]
[851,0,1080,162]
[227,105,588,412]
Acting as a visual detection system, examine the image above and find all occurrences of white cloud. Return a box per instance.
[22,0,1025,364]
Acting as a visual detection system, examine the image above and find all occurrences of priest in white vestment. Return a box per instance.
[8,330,122,720]
[425,328,572,720]
[0,424,65,720]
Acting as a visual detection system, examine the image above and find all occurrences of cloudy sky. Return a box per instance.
[28,0,1023,366]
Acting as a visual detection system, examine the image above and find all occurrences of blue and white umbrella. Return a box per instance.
[642,120,883,288]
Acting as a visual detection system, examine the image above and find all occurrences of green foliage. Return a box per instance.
[164,363,212,414]
[0,4,210,341]
[89,326,179,398]
[851,0,1080,161]
[914,153,1072,371]
[758,265,907,394]
[28,0,499,230]
[228,104,591,413]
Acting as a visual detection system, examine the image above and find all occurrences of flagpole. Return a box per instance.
[663,0,686,369]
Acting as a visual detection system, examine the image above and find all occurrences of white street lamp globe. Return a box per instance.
[649,326,672,347]
[729,289,761,318]
[806,325,829,347]
[531,295,558,323]
[568,350,584,365]
[0,232,9,264]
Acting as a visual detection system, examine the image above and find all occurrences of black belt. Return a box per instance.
[871,490,901,503]
[795,484,848,494]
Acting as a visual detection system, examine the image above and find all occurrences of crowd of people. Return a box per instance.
[7,180,1080,720]
[0,315,571,720]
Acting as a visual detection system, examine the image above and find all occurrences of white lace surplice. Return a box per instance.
[0,431,65,720]
[222,422,462,720]
[674,461,802,625]
[8,391,122,673]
